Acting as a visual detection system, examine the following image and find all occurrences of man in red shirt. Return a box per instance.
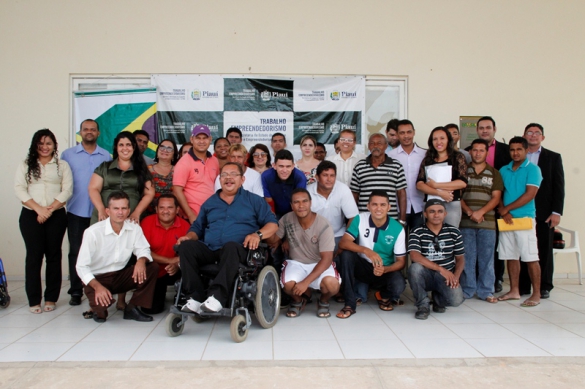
[141,194,190,314]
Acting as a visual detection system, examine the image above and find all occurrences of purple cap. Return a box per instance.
[191,124,211,137]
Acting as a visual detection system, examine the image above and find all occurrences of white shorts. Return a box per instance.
[280,260,341,289]
[498,220,539,262]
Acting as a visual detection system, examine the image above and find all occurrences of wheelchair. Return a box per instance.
[164,243,280,342]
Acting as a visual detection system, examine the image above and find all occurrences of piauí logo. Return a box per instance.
[330,91,340,100]
[330,124,341,134]
[260,90,272,101]
[191,90,201,100]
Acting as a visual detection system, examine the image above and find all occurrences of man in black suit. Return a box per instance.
[519,123,565,298]
[467,117,512,292]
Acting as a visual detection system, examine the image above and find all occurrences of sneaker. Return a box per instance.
[182,298,202,314]
[415,306,430,320]
[201,295,222,313]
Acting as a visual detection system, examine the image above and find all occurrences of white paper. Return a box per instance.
[425,163,452,200]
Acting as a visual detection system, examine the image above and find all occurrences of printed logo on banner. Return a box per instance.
[191,89,220,100]
[260,91,272,101]
[330,124,340,134]
[329,90,357,100]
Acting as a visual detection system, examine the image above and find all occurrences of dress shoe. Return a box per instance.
[69,295,82,306]
[415,306,430,320]
[432,304,446,313]
[123,306,153,322]
[540,290,550,299]
[494,281,503,293]
[93,313,106,323]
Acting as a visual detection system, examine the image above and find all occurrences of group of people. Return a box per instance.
[14,115,564,323]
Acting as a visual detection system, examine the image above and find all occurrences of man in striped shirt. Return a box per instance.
[350,133,407,223]
[460,139,503,303]
[408,199,465,320]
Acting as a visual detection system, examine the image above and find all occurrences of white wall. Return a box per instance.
[1,0,583,278]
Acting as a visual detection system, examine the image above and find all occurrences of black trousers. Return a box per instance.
[178,241,248,307]
[19,207,67,306]
[519,219,554,293]
[142,271,181,314]
[66,212,91,297]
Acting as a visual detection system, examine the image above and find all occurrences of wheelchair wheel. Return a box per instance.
[254,266,280,329]
[165,313,184,337]
[230,314,248,343]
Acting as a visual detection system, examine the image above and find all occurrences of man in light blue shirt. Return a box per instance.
[497,137,543,308]
[61,119,111,305]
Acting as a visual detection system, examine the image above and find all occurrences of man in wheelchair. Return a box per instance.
[176,162,278,314]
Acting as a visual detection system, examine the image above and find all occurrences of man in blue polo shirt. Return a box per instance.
[61,119,111,306]
[261,149,306,219]
[176,162,278,313]
[336,190,406,318]
[497,137,543,307]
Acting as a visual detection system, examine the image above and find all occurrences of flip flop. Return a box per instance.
[336,306,356,319]
[521,300,540,307]
[497,295,520,302]
[43,303,56,312]
[82,310,93,319]
[485,296,498,304]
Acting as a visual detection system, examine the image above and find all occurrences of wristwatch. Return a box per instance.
[398,220,407,226]
[255,230,263,239]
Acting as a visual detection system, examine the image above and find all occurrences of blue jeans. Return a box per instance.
[460,228,496,299]
[340,250,405,310]
[407,262,464,309]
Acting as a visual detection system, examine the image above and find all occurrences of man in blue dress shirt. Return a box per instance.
[177,162,278,313]
[61,119,111,306]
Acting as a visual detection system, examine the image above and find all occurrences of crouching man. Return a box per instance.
[268,189,340,318]
[76,191,158,323]
[408,199,465,320]
[336,190,406,318]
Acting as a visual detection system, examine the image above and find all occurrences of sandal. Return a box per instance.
[44,303,56,312]
[336,306,356,319]
[82,310,93,319]
[29,305,42,314]
[391,299,405,306]
[286,299,306,318]
[378,299,394,311]
[317,300,330,318]
[485,296,498,304]
[356,298,363,306]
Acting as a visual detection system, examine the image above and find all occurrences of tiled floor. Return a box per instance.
[1,279,584,362]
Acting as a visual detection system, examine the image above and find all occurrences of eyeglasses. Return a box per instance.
[525,131,543,136]
[220,172,242,178]
[339,138,355,143]
[253,152,268,158]
[158,145,174,152]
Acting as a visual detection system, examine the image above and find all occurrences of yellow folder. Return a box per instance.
[497,217,533,231]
